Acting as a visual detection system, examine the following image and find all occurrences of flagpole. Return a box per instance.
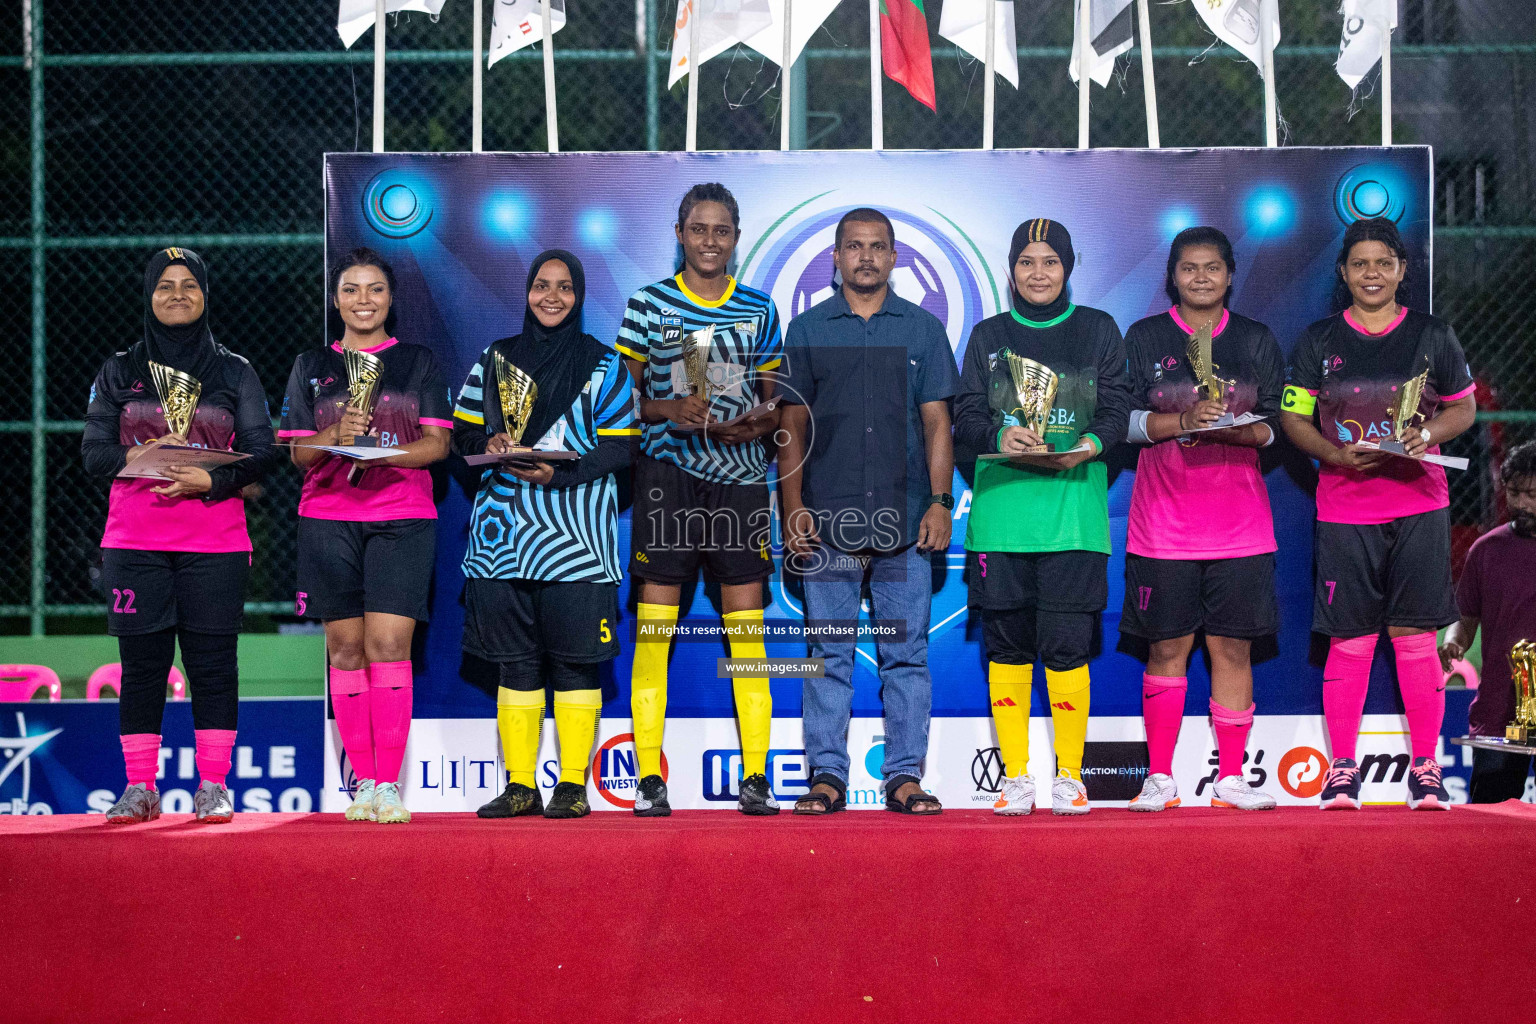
[1380,13,1393,145]
[869,0,883,150]
[780,0,794,151]
[1136,0,1159,148]
[982,0,996,150]
[1076,0,1090,149]
[543,0,560,152]
[372,0,386,153]
[686,0,700,151]
[472,0,484,152]
[1260,0,1277,147]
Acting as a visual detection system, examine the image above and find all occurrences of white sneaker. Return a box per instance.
[345,779,377,821]
[1211,774,1277,810]
[993,773,1036,815]
[1128,772,1180,812]
[1051,773,1090,815]
[372,782,411,824]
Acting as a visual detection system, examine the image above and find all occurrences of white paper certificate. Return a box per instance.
[117,444,250,480]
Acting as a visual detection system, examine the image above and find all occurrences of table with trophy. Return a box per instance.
[1452,639,1536,757]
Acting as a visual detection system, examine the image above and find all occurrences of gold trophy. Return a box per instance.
[1004,351,1059,454]
[149,360,201,438]
[1378,363,1430,457]
[1187,319,1237,426]
[1507,640,1536,744]
[493,350,538,448]
[342,347,386,484]
[681,324,718,403]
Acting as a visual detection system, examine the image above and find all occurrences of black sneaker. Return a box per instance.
[477,782,543,818]
[633,774,671,817]
[1406,757,1451,811]
[544,781,591,819]
[737,773,780,816]
[1319,757,1362,810]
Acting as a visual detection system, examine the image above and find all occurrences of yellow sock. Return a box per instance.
[988,662,1033,778]
[553,688,602,786]
[631,602,677,779]
[724,609,772,778]
[496,686,545,788]
[1046,666,1091,781]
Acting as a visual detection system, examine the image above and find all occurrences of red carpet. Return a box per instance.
[5,806,1535,1023]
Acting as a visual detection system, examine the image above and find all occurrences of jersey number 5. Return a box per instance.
[598,618,612,643]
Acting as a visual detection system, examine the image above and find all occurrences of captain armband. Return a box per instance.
[1280,386,1316,416]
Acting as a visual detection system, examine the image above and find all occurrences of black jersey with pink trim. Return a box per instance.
[1287,308,1474,525]
[279,338,452,521]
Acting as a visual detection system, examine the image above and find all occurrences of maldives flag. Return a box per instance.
[880,0,936,110]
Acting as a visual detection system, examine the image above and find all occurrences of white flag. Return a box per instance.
[939,0,1019,89]
[1336,0,1397,89]
[1189,0,1280,77]
[1069,0,1133,88]
[738,0,843,69]
[337,0,449,49]
[668,0,775,88]
[488,0,568,66]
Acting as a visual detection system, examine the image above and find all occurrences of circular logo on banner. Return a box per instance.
[592,732,668,809]
[361,168,435,239]
[1277,745,1330,798]
[1334,163,1410,225]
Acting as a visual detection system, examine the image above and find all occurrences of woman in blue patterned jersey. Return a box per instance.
[451,250,640,819]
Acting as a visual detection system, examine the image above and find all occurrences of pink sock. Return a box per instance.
[1392,632,1446,760]
[369,661,414,785]
[1324,634,1377,762]
[194,729,237,786]
[1210,700,1255,780]
[120,733,161,789]
[329,667,376,781]
[1141,674,1187,777]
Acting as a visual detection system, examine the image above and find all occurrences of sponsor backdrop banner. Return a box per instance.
[322,148,1442,809]
[1,699,323,816]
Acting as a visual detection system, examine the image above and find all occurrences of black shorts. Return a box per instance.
[462,578,620,665]
[1312,507,1459,638]
[1121,552,1279,642]
[296,517,435,622]
[629,456,774,587]
[100,548,250,637]
[966,550,1108,613]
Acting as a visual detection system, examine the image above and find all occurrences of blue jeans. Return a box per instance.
[800,543,934,786]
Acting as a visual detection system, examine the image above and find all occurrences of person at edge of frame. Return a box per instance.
[1280,216,1476,811]
[1119,226,1283,813]
[777,207,960,816]
[1440,440,1536,804]
[453,249,640,820]
[279,247,453,825]
[614,183,786,817]
[81,246,283,825]
[953,217,1133,817]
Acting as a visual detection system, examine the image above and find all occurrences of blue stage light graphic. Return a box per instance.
[361,169,434,239]
[1160,206,1198,239]
[1245,186,1296,238]
[579,208,617,247]
[1333,163,1409,224]
[482,191,530,237]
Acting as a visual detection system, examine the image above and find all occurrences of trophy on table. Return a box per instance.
[1187,319,1237,427]
[149,360,202,439]
[493,349,538,450]
[1003,350,1059,454]
[1507,640,1536,744]
[1377,363,1431,457]
[343,347,385,484]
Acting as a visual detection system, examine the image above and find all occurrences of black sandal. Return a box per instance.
[793,773,847,815]
[884,774,942,815]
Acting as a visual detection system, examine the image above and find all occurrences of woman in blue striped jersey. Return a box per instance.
[451,249,640,819]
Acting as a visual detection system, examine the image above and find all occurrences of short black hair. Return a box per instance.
[677,183,740,230]
[1334,216,1410,310]
[1164,226,1236,307]
[1502,440,1536,489]
[329,246,398,338]
[835,208,896,248]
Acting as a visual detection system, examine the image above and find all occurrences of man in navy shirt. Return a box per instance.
[778,208,960,815]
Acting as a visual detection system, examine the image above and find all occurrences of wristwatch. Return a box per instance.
[929,493,955,511]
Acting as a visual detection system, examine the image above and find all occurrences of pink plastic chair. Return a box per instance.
[0,665,62,702]
[1445,657,1480,691]
[86,663,188,701]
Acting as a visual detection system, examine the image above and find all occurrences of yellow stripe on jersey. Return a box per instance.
[614,342,647,362]
[454,409,486,425]
[597,427,642,436]
[1281,386,1317,415]
[758,357,782,372]
[674,274,738,309]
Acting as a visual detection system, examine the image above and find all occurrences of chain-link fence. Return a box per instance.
[2,0,1532,632]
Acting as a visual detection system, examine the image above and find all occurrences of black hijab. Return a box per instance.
[138,246,220,382]
[1008,218,1076,323]
[486,249,607,446]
